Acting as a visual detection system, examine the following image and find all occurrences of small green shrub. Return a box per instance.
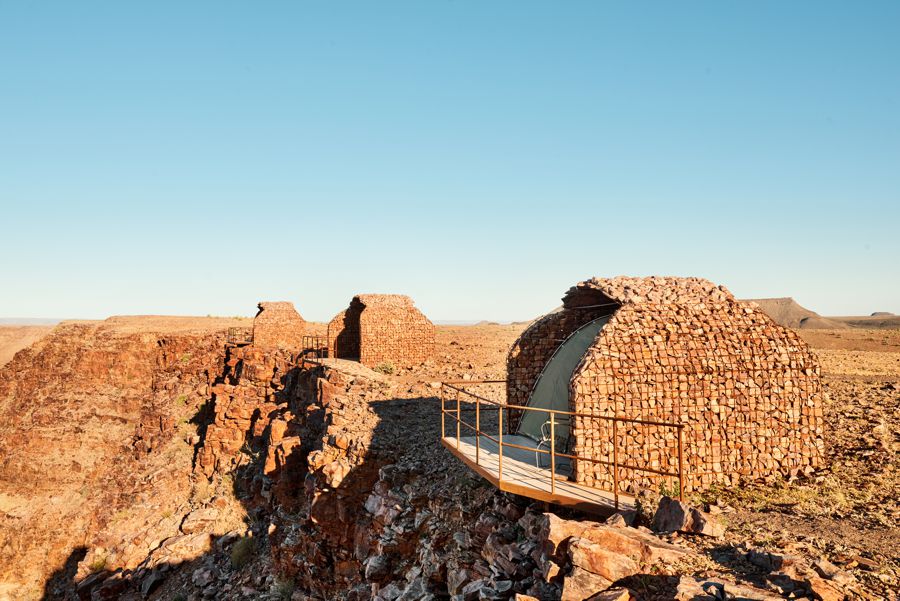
[658,479,679,499]
[192,479,213,503]
[175,394,188,406]
[230,536,255,569]
[273,577,295,600]
[88,555,108,573]
[374,361,395,375]
[111,508,131,522]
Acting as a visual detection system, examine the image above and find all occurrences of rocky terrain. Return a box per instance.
[0,320,897,600]
[0,317,249,598]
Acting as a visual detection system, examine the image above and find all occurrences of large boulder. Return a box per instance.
[538,513,688,567]
[560,566,618,601]
[535,513,689,600]
[674,576,782,600]
[567,538,639,584]
[652,496,724,537]
[180,507,219,535]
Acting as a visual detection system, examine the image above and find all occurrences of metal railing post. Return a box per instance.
[498,405,504,481]
[476,398,481,465]
[677,425,684,501]
[612,418,620,510]
[434,382,689,513]
[456,390,461,450]
[550,412,556,495]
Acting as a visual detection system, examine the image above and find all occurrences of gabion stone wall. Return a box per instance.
[508,276,825,493]
[252,302,306,350]
[327,294,434,368]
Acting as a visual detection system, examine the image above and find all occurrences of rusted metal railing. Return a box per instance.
[299,335,329,366]
[439,380,686,509]
[301,335,328,357]
[226,327,253,345]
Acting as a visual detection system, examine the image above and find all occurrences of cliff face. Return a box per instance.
[0,320,228,599]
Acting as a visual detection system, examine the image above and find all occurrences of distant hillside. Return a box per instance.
[743,298,850,329]
[0,325,54,366]
[745,298,900,330]
[829,315,900,329]
[0,318,63,325]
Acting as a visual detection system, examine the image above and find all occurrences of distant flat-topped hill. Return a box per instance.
[745,298,900,330]
[828,314,900,329]
[743,297,849,329]
[0,326,54,367]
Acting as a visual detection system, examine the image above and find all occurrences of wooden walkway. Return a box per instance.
[441,434,635,516]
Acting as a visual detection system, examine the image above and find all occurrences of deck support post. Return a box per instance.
[550,412,556,495]
[456,390,461,450]
[476,400,481,465]
[435,380,687,517]
[677,426,684,501]
[498,406,503,482]
[612,418,620,511]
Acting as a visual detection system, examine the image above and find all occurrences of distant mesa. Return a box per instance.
[745,298,900,330]
[0,317,64,325]
[742,297,849,330]
[830,313,900,329]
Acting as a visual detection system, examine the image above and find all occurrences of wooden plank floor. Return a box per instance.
[442,435,634,516]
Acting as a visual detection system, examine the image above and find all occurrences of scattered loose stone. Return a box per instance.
[652,496,725,538]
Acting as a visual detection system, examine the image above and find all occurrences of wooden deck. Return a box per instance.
[441,434,635,516]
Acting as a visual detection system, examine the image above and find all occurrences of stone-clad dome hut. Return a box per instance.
[252,301,306,349]
[507,276,825,492]
[327,294,434,368]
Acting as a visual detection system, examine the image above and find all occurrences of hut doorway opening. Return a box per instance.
[331,299,363,360]
[515,316,612,469]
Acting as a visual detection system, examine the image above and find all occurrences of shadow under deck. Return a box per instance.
[441,434,635,516]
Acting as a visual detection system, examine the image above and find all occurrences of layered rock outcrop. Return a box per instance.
[0,319,229,599]
[195,344,301,480]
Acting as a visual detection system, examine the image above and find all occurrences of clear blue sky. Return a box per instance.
[1,2,898,322]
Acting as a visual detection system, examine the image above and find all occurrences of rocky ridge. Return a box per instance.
[0,320,233,598]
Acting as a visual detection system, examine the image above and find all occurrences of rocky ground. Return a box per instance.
[0,320,896,600]
[687,329,900,600]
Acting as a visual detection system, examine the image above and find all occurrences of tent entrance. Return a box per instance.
[515,316,611,454]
